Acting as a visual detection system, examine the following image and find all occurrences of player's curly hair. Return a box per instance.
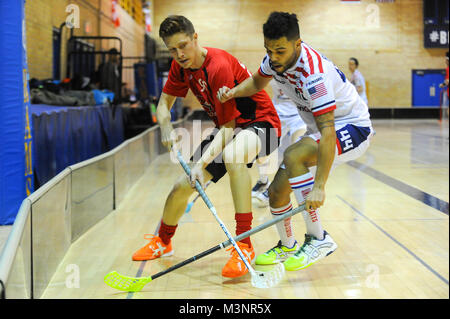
[263,12,300,41]
[159,15,195,39]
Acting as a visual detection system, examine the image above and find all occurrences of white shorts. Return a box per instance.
[280,114,307,140]
[280,124,374,173]
[275,114,307,164]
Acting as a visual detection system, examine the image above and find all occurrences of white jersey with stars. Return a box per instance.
[258,42,372,134]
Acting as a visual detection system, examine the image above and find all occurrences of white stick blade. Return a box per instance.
[251,263,285,288]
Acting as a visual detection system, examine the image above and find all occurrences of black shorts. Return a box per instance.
[190,121,280,183]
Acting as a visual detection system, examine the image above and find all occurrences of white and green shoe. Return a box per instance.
[283,231,337,271]
[255,240,299,265]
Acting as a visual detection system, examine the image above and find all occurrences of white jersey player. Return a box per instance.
[349,57,369,106]
[252,80,307,207]
[217,12,374,272]
[258,44,372,137]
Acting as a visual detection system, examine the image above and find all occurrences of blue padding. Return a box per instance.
[0,0,26,225]
[31,104,124,188]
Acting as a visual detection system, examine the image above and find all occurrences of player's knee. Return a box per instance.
[283,144,302,167]
[283,143,314,168]
[222,147,247,165]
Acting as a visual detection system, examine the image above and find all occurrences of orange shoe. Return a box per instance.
[221,242,255,278]
[132,234,173,261]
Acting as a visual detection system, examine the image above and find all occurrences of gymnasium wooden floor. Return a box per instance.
[41,119,449,299]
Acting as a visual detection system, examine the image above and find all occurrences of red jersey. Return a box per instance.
[163,47,281,136]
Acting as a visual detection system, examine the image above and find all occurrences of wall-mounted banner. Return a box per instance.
[424,25,449,48]
[112,0,121,28]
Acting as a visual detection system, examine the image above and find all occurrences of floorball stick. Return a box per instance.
[104,202,305,292]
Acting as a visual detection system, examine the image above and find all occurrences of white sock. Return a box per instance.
[288,172,324,240]
[270,202,296,248]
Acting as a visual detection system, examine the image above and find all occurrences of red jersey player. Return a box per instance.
[131,15,281,278]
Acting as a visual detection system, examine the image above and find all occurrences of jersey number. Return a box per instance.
[338,130,353,152]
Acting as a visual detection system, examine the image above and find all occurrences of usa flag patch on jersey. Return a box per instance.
[308,82,327,100]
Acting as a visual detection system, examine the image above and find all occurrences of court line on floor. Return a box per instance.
[126,261,147,299]
[346,161,449,215]
[126,211,195,299]
[390,128,449,141]
[337,195,448,286]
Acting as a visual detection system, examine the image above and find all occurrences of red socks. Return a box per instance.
[159,222,178,245]
[235,212,253,247]
[159,214,252,247]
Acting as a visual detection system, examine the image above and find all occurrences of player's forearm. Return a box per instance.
[199,126,234,167]
[231,76,262,98]
[314,127,336,190]
[217,73,270,103]
[156,93,176,126]
[156,107,171,126]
